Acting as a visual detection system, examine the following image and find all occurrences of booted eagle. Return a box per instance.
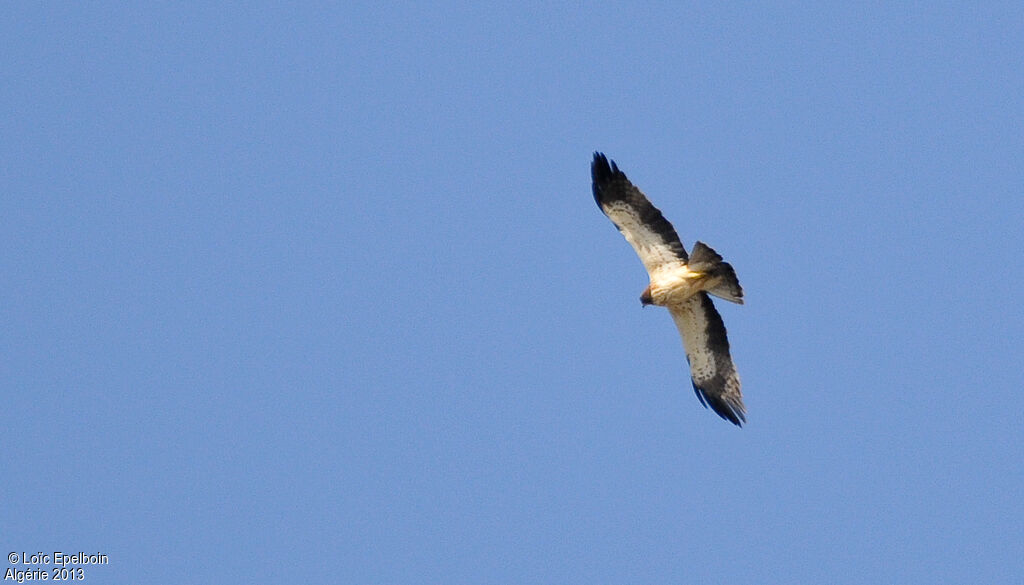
[592,152,747,426]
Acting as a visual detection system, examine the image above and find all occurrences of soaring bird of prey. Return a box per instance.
[591,152,747,426]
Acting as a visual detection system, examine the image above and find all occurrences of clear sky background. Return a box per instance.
[3,3,1022,584]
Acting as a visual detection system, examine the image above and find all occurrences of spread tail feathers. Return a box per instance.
[689,241,744,304]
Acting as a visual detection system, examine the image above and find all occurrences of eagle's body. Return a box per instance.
[643,265,708,306]
[591,153,747,426]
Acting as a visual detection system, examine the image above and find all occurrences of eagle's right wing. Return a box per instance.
[669,293,746,426]
[591,152,688,275]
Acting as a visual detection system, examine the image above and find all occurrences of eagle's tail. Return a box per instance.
[689,241,744,305]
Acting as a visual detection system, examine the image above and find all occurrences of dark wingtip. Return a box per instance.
[692,381,746,427]
[591,152,625,207]
[591,151,609,174]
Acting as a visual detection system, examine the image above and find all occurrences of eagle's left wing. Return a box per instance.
[669,293,746,426]
[591,152,688,276]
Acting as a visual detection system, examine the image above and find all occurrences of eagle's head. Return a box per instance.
[640,286,654,307]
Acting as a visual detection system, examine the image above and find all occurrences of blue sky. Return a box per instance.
[3,3,1022,583]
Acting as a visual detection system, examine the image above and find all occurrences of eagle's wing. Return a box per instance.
[592,152,688,275]
[668,293,746,426]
